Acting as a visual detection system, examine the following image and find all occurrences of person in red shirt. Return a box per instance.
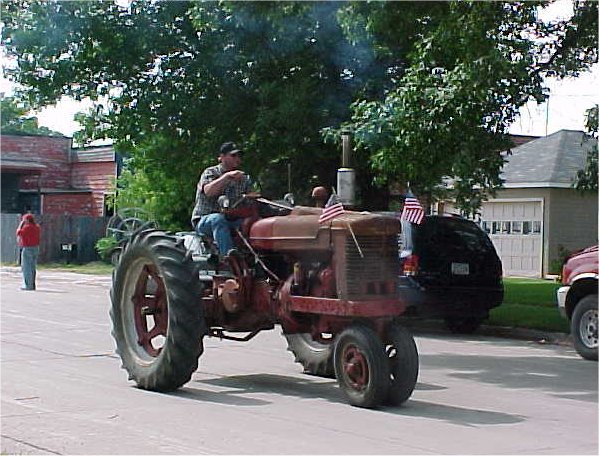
[16,213,41,291]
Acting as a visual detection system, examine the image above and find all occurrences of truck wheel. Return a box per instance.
[110,230,207,391]
[283,333,335,377]
[571,294,598,361]
[334,325,390,408]
[444,316,484,334]
[385,324,419,406]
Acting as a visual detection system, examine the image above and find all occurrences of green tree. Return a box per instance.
[0,95,61,136]
[2,1,597,223]
[332,1,598,215]
[575,104,598,192]
[2,1,369,228]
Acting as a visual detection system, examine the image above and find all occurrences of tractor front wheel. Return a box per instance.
[334,325,389,408]
[385,323,419,405]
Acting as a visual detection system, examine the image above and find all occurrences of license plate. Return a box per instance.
[451,262,469,275]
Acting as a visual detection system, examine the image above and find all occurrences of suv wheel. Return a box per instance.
[571,294,598,361]
[444,316,484,334]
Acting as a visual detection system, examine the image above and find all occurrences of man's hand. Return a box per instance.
[225,170,246,181]
[204,170,246,197]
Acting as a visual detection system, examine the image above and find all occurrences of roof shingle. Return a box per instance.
[501,129,596,188]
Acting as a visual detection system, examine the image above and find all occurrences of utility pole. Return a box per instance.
[545,97,550,136]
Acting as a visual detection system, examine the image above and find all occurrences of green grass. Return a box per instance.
[488,277,569,333]
[39,261,114,275]
[2,260,113,275]
[502,277,561,307]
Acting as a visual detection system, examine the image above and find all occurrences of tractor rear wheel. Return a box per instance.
[110,230,206,391]
[384,323,419,406]
[334,325,390,408]
[284,332,335,377]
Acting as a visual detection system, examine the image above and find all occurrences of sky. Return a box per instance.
[509,64,598,136]
[1,0,597,139]
[507,0,599,137]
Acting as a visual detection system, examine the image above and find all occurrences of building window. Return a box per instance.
[484,220,541,236]
[511,221,522,234]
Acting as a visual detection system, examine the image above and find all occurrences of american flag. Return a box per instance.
[400,192,425,224]
[319,193,345,224]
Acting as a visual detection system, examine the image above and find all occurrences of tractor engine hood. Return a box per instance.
[248,206,400,252]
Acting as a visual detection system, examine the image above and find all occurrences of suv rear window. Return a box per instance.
[402,216,494,255]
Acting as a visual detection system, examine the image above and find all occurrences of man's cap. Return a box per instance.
[219,141,243,156]
[23,213,35,222]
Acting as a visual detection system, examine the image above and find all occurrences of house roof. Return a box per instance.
[501,129,596,188]
[19,188,93,194]
[0,159,47,174]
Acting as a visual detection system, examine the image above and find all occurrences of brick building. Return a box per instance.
[1,134,119,216]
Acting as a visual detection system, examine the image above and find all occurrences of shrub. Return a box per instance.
[95,236,119,262]
[549,244,571,275]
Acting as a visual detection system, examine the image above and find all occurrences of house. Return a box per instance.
[1,134,118,216]
[444,129,598,277]
[0,133,120,263]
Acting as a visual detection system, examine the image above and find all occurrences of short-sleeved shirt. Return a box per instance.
[16,223,41,247]
[191,164,251,226]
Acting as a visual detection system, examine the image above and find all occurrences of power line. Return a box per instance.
[546,93,598,97]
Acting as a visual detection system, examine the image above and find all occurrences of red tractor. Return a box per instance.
[110,194,418,408]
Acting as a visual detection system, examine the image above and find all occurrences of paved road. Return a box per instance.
[1,269,597,455]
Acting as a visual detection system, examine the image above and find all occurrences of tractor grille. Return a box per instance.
[345,234,399,298]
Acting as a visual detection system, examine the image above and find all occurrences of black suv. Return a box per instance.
[397,214,504,333]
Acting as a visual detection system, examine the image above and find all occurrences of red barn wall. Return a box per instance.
[2,135,117,217]
[0,135,73,190]
[71,161,117,215]
[43,193,95,216]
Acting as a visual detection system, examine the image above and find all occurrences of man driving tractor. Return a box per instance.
[191,141,252,257]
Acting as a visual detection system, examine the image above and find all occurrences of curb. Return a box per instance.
[477,324,572,347]
[398,318,572,347]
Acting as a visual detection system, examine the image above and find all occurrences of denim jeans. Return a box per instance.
[196,213,242,255]
[21,246,39,290]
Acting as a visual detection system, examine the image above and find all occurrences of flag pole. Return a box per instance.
[347,220,364,258]
[332,187,364,258]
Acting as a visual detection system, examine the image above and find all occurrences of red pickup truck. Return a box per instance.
[556,245,598,361]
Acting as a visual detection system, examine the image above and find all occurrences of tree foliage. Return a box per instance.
[0,95,62,136]
[575,104,598,192]
[333,0,597,215]
[1,1,597,225]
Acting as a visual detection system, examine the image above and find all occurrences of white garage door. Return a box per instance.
[480,199,543,278]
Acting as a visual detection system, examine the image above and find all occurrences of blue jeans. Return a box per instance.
[21,246,39,290]
[196,213,242,255]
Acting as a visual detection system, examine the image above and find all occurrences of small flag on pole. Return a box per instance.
[400,191,425,224]
[319,193,345,224]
